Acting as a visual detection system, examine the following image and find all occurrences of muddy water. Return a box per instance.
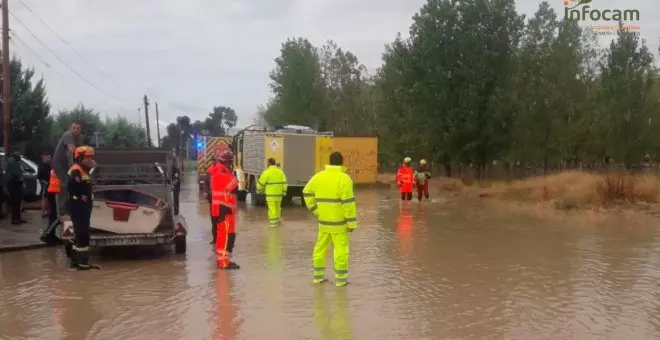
[2,179,660,339]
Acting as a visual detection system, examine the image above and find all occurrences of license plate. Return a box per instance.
[93,238,141,246]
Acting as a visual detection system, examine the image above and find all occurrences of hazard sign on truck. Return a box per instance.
[197,136,232,191]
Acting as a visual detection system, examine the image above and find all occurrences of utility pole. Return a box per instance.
[93,131,100,148]
[143,95,152,147]
[155,102,161,147]
[2,0,12,153]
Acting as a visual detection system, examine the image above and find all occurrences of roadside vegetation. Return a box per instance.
[257,0,660,182]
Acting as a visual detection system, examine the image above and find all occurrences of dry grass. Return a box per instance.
[378,170,660,212]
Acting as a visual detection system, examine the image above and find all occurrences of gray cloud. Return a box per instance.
[8,0,658,131]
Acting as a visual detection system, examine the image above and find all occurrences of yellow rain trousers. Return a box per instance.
[303,165,357,287]
[257,165,288,226]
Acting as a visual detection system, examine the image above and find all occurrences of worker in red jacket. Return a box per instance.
[209,148,240,270]
[396,157,414,201]
[415,159,431,201]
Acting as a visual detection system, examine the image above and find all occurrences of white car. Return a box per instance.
[0,151,43,202]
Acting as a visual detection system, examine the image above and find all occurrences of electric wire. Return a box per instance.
[8,10,127,104]
[17,0,126,92]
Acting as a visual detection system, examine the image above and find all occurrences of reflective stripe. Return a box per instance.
[314,267,324,271]
[313,274,325,280]
[335,277,348,283]
[307,197,355,204]
[263,181,286,185]
[309,205,317,212]
[345,217,357,222]
[303,193,314,197]
[266,194,283,197]
[73,246,89,252]
[335,269,347,274]
[315,198,341,203]
[318,220,348,226]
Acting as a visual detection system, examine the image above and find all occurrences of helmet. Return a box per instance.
[217,149,234,163]
[420,159,427,165]
[403,157,411,163]
[74,146,95,158]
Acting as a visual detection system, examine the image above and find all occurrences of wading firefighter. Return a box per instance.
[67,146,100,270]
[396,157,414,201]
[303,152,358,287]
[257,158,288,227]
[210,148,240,270]
[414,159,431,201]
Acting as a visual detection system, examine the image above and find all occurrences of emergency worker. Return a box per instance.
[210,149,240,270]
[415,159,431,201]
[207,149,230,244]
[396,157,414,201]
[303,152,357,287]
[256,158,288,227]
[67,146,100,270]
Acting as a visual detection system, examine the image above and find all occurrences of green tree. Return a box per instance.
[51,105,104,146]
[0,57,51,155]
[598,23,656,167]
[102,116,147,147]
[266,38,327,129]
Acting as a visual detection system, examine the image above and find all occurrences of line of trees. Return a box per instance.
[0,57,240,162]
[160,106,239,157]
[0,57,149,160]
[258,0,660,178]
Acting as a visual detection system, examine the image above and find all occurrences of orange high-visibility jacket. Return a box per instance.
[47,169,61,194]
[210,163,238,218]
[396,165,414,193]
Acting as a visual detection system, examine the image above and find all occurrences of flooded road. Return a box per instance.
[2,178,660,339]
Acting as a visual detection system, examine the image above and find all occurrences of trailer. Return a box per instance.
[58,148,188,255]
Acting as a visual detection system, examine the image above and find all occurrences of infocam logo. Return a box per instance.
[563,0,640,21]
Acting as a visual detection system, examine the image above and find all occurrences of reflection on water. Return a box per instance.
[314,287,354,340]
[2,176,660,339]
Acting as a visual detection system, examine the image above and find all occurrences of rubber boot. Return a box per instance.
[224,262,240,270]
[69,249,78,269]
[76,250,101,270]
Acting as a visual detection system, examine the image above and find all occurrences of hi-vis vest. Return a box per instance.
[67,164,91,202]
[47,169,61,194]
[210,163,238,217]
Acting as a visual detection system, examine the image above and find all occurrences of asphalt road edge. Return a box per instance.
[0,242,50,253]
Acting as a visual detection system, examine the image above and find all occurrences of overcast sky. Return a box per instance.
[8,0,659,138]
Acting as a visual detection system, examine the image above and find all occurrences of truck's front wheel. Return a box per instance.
[174,235,187,254]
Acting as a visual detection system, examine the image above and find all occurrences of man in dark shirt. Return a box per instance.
[5,152,26,224]
[170,159,181,215]
[52,121,84,217]
[37,151,52,217]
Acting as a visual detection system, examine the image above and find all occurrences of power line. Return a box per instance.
[17,0,126,91]
[8,10,128,104]
[10,34,119,114]
[10,33,50,67]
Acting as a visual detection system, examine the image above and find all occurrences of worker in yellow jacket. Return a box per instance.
[257,158,288,227]
[303,152,357,287]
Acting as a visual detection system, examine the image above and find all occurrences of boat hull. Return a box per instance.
[91,189,168,234]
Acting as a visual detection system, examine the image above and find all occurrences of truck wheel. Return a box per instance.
[174,235,187,254]
[64,242,73,258]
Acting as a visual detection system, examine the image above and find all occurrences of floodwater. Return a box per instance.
[2,177,660,340]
